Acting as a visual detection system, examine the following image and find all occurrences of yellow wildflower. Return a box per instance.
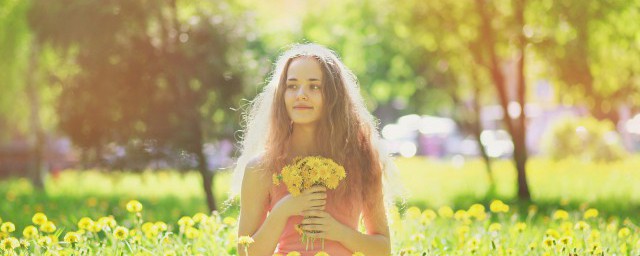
[223,217,236,226]
[114,226,129,240]
[238,235,254,245]
[352,252,365,256]
[77,217,94,231]
[488,223,502,232]
[543,237,556,248]
[560,236,572,246]
[23,225,39,239]
[40,221,56,233]
[185,227,200,239]
[545,229,560,239]
[314,252,330,256]
[287,252,301,256]
[490,200,509,213]
[98,216,117,228]
[0,222,15,233]
[63,232,81,244]
[155,221,168,231]
[618,227,630,238]
[553,210,569,220]
[178,216,195,227]
[405,207,421,220]
[126,200,143,213]
[438,206,454,218]
[37,236,52,246]
[514,222,527,233]
[193,213,208,223]
[583,208,598,219]
[1,237,19,251]
[574,221,590,231]
[32,213,48,226]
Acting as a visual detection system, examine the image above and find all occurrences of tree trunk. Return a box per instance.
[475,0,531,201]
[195,144,216,212]
[25,38,45,190]
[514,0,531,201]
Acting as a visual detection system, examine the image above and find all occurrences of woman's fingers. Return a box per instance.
[302,209,327,218]
[301,224,326,232]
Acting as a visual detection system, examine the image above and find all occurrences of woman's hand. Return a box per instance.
[272,185,327,218]
[300,210,347,242]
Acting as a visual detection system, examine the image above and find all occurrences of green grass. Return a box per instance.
[1,156,640,255]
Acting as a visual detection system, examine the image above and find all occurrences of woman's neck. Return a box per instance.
[289,123,318,156]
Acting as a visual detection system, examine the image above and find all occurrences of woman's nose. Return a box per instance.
[296,86,308,100]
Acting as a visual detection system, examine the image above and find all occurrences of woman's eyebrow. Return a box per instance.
[287,78,321,82]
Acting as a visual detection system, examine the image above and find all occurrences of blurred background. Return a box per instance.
[1,0,640,230]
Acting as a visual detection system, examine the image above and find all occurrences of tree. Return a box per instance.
[28,0,254,211]
[529,0,640,123]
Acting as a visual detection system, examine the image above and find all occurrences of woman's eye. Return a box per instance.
[286,84,297,89]
[311,85,321,90]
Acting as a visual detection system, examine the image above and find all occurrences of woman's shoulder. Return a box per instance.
[242,154,271,189]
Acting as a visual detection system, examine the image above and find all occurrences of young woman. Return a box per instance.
[231,43,402,256]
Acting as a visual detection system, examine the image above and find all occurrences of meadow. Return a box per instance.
[1,156,640,255]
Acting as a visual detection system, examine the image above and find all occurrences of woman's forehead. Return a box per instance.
[286,56,323,80]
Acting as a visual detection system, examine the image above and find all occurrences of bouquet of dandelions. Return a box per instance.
[272,156,346,251]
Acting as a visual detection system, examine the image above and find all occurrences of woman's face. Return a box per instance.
[284,57,324,125]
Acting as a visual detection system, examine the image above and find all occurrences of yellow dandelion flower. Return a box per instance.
[142,222,155,233]
[545,229,560,239]
[588,230,600,241]
[438,206,454,218]
[98,216,117,228]
[126,200,143,213]
[405,207,421,220]
[23,225,38,239]
[114,226,129,240]
[506,248,515,255]
[155,221,168,231]
[223,217,237,226]
[89,221,103,233]
[32,213,48,226]
[40,221,56,233]
[193,213,208,223]
[77,217,94,231]
[528,242,536,250]
[352,252,365,256]
[287,252,301,256]
[37,236,52,246]
[583,208,598,219]
[238,235,254,245]
[314,252,330,256]
[0,222,15,233]
[574,221,590,231]
[553,210,569,220]
[1,237,19,251]
[618,227,630,238]
[490,200,509,213]
[178,216,195,227]
[421,209,437,221]
[560,236,572,246]
[454,210,469,221]
[514,222,527,233]
[185,227,200,239]
[63,232,81,244]
[488,223,502,232]
[456,225,470,236]
[560,221,573,234]
[543,237,556,248]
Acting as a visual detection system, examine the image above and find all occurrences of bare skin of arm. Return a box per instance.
[301,191,391,256]
[237,159,327,256]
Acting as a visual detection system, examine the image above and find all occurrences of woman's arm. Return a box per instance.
[238,159,328,256]
[302,193,391,256]
[237,161,287,256]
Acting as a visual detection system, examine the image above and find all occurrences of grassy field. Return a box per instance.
[1,156,640,255]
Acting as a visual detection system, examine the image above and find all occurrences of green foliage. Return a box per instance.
[542,116,627,162]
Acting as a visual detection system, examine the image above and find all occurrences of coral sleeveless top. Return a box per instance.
[267,183,362,256]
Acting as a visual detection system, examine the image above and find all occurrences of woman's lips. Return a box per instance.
[293,106,313,110]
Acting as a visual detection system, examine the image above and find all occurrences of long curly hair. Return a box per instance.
[230,43,404,212]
